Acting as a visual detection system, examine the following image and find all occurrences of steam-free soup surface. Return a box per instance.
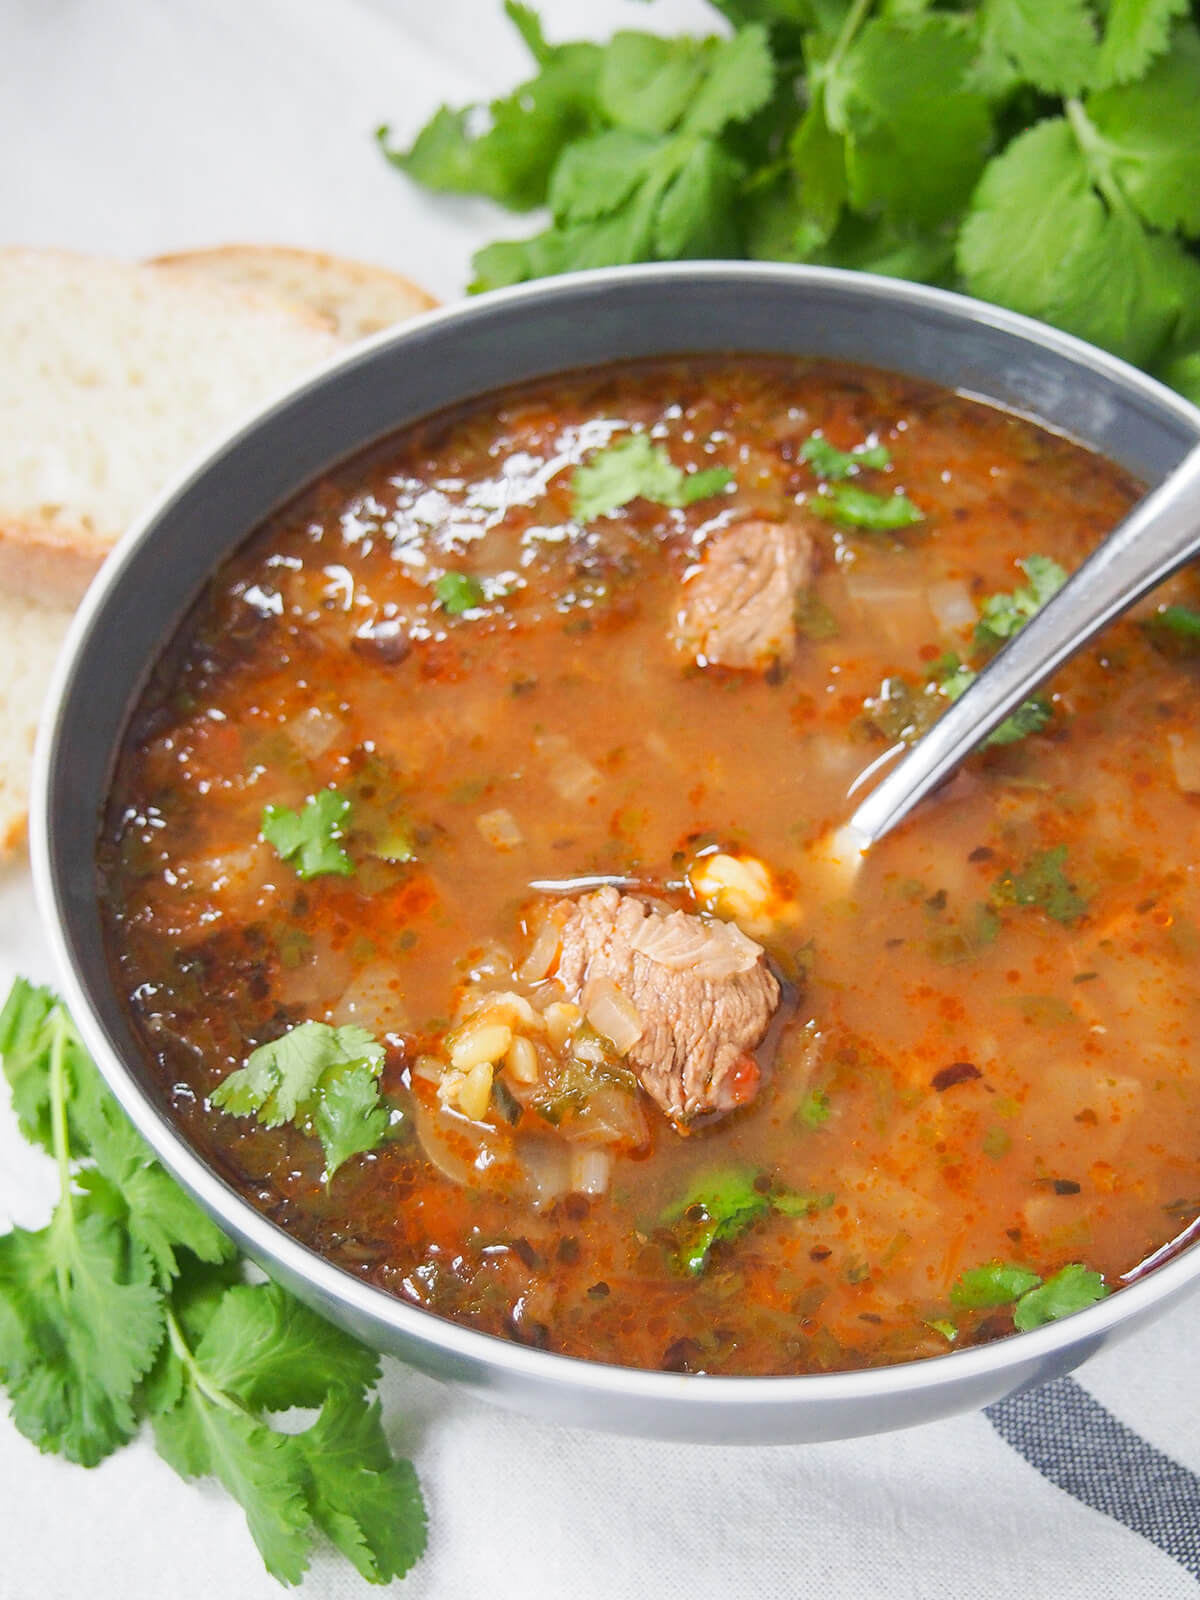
[101,357,1200,1375]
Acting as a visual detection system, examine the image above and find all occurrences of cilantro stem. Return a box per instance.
[164,1306,243,1416]
[48,1011,76,1297]
[823,0,874,82]
[1064,97,1130,220]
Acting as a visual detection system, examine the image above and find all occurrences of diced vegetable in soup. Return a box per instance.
[100,357,1200,1376]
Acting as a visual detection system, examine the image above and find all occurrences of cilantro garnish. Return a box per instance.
[570,433,734,523]
[797,1088,832,1129]
[990,844,1089,925]
[661,1166,832,1276]
[809,483,923,531]
[261,789,353,880]
[974,555,1069,654]
[951,1260,1042,1308]
[1144,603,1200,657]
[384,5,1200,404]
[1012,1263,1110,1330]
[800,434,891,480]
[0,979,427,1583]
[434,571,485,614]
[934,656,1053,747]
[950,1257,1109,1330]
[211,1022,390,1180]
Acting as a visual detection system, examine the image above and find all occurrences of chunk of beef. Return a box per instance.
[675,517,816,670]
[551,886,780,1127]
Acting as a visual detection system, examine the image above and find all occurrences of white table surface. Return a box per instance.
[2,3,1199,1595]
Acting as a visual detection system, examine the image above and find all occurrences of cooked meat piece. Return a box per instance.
[675,517,816,670]
[551,885,780,1127]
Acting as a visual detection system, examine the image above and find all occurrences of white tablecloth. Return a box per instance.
[2,3,1199,1594]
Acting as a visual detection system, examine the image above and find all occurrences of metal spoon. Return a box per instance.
[843,440,1200,854]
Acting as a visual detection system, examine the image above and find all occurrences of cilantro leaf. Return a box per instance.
[662,1167,770,1276]
[570,434,733,522]
[828,15,992,228]
[974,555,1068,652]
[377,31,601,212]
[1144,602,1200,656]
[976,0,1099,97]
[311,1063,392,1182]
[1012,1263,1109,1330]
[211,1021,388,1179]
[935,661,1053,748]
[598,31,707,134]
[548,128,665,223]
[295,1392,428,1583]
[796,1088,832,1128]
[680,23,774,139]
[192,1282,379,1413]
[503,0,553,67]
[662,1167,831,1274]
[152,1376,314,1584]
[261,789,353,880]
[1095,0,1189,88]
[434,571,485,615]
[1087,28,1200,237]
[0,1208,163,1467]
[654,138,744,258]
[950,1260,1042,1309]
[990,844,1089,925]
[800,433,890,479]
[0,979,75,1153]
[959,113,1200,369]
[785,81,848,246]
[809,482,922,530]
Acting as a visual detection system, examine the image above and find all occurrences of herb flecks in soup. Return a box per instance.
[101,357,1200,1377]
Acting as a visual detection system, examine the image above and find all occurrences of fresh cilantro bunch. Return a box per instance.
[0,980,426,1587]
[381,0,1200,401]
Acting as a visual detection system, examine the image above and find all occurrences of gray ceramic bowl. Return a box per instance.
[32,264,1200,1444]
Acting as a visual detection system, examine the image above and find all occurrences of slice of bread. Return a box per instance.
[0,593,75,855]
[0,248,344,608]
[152,244,438,342]
[0,245,433,861]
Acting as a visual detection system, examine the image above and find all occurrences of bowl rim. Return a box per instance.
[30,259,1200,1413]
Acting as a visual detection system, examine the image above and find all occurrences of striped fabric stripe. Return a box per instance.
[986,1376,1200,1582]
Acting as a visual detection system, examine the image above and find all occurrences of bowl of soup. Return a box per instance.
[32,264,1200,1443]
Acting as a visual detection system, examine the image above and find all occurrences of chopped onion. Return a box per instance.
[537,734,600,802]
[410,1053,444,1084]
[476,807,524,850]
[518,914,561,982]
[331,960,410,1033]
[927,578,977,633]
[286,705,343,759]
[520,1136,571,1209]
[1168,731,1200,794]
[564,1083,650,1151]
[843,568,931,642]
[569,1147,613,1195]
[582,976,644,1055]
[273,928,353,1010]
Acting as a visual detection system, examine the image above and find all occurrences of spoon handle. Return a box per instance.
[847,440,1200,850]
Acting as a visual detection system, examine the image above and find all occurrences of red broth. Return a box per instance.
[99,357,1200,1375]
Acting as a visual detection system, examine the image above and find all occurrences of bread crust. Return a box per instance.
[151,244,439,340]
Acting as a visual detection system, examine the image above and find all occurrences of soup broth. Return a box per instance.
[100,357,1200,1375]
